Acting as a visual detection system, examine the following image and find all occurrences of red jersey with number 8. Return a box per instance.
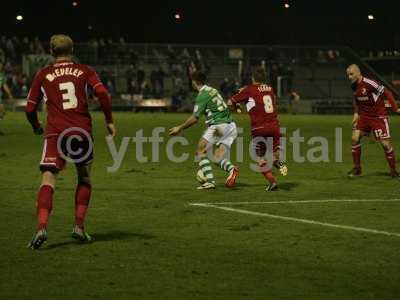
[231,84,279,131]
[26,60,102,136]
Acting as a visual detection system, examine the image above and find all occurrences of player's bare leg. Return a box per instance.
[214,144,239,188]
[28,170,57,249]
[379,139,399,177]
[254,141,278,191]
[348,129,363,177]
[258,159,278,191]
[196,138,216,189]
[72,163,93,242]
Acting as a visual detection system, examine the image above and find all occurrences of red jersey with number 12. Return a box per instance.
[27,60,103,136]
[231,84,279,131]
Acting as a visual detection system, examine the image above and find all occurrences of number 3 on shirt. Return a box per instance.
[59,82,78,110]
[263,95,274,113]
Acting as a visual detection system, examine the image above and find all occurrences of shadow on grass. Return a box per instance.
[278,181,299,191]
[125,168,147,174]
[364,171,391,178]
[42,231,156,250]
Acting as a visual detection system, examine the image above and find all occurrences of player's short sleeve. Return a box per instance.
[193,93,208,118]
[231,86,250,103]
[86,66,103,89]
[26,70,44,112]
[364,78,385,97]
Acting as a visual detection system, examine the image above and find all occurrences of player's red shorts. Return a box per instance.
[355,115,391,140]
[40,133,94,172]
[251,126,281,157]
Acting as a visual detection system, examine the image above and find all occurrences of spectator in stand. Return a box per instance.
[89,38,99,64]
[155,66,165,96]
[288,91,300,115]
[100,68,116,96]
[285,65,295,95]
[0,48,5,64]
[21,37,31,55]
[141,80,151,98]
[241,65,252,86]
[118,37,128,63]
[220,77,231,99]
[181,48,191,64]
[186,60,197,90]
[269,63,279,92]
[171,78,187,111]
[32,37,45,54]
[137,65,146,93]
[98,38,106,62]
[150,68,158,95]
[171,63,183,79]
[5,38,16,62]
[0,62,14,135]
[0,36,6,49]
[166,45,176,70]
[126,64,138,94]
[16,74,30,98]
[129,49,139,68]
[229,79,240,97]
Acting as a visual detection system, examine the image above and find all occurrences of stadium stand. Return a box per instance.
[2,36,399,114]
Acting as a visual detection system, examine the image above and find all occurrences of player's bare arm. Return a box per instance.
[3,83,14,100]
[352,113,359,126]
[106,123,116,137]
[352,97,359,125]
[383,88,400,114]
[169,115,198,136]
[227,99,242,113]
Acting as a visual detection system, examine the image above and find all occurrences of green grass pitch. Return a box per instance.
[1,112,400,299]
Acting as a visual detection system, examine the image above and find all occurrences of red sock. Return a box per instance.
[262,170,276,184]
[352,144,361,169]
[36,185,54,230]
[75,183,91,228]
[259,160,276,184]
[385,148,396,171]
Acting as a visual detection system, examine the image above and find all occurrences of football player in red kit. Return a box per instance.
[346,64,399,177]
[228,67,287,191]
[26,35,116,249]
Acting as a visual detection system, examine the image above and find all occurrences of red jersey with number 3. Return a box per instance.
[231,84,279,131]
[26,60,103,136]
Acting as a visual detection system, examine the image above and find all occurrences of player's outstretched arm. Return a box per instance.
[383,89,399,113]
[169,115,198,136]
[227,99,242,113]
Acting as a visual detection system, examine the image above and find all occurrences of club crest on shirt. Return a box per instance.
[46,74,55,82]
[361,88,367,95]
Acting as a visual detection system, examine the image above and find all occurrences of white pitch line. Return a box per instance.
[193,203,400,238]
[189,199,400,206]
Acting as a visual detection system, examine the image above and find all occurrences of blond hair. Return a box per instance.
[50,34,73,57]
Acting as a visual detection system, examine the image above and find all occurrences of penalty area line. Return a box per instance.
[191,203,400,238]
[189,199,400,206]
